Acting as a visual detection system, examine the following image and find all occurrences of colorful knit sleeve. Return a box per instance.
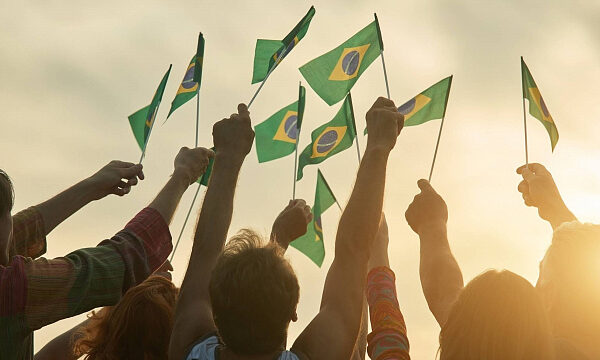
[11,206,47,259]
[366,266,410,360]
[13,207,171,331]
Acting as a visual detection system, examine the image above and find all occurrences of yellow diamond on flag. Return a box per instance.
[311,126,347,158]
[328,44,371,81]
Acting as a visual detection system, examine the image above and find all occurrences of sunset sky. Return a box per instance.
[1,0,599,358]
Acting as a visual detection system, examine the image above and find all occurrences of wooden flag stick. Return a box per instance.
[195,90,200,147]
[428,115,446,182]
[139,100,161,164]
[248,45,291,108]
[293,145,299,200]
[522,97,529,166]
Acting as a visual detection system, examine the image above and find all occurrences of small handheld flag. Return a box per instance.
[299,19,381,106]
[128,65,172,163]
[254,84,306,163]
[290,169,340,266]
[521,57,558,161]
[248,7,315,108]
[252,6,315,84]
[296,95,356,180]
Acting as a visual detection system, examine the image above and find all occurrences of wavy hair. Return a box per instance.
[74,275,179,360]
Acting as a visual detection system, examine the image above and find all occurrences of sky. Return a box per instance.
[1,0,600,358]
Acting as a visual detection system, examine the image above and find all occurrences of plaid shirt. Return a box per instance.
[0,207,172,360]
[367,266,410,360]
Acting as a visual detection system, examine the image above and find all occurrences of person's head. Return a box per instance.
[440,270,555,360]
[74,275,179,360]
[0,170,14,265]
[209,229,300,356]
[537,222,600,341]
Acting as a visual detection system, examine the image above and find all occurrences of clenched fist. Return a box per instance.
[366,97,404,154]
[213,103,255,160]
[173,147,215,185]
[271,199,313,249]
[405,179,448,234]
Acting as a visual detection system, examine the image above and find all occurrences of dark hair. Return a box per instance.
[209,229,300,355]
[0,170,14,214]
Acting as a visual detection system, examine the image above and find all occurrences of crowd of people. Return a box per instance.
[1,98,599,360]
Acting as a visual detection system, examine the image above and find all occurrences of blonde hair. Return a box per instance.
[440,270,555,360]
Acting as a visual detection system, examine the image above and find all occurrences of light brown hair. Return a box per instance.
[209,229,300,355]
[440,270,555,360]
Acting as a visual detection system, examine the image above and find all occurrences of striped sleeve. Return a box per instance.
[366,266,410,360]
[11,207,47,259]
[19,207,171,330]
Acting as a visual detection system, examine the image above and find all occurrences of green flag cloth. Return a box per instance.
[521,57,558,151]
[128,65,172,150]
[167,56,199,118]
[299,20,381,106]
[296,94,356,180]
[197,146,215,186]
[254,85,306,162]
[168,33,205,118]
[364,75,452,134]
[252,6,315,84]
[291,169,337,266]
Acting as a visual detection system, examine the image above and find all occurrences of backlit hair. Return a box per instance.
[440,270,555,360]
[209,229,300,355]
[74,276,179,360]
[0,170,14,214]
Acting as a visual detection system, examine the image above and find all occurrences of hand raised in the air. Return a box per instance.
[271,199,313,249]
[366,97,404,154]
[173,147,214,185]
[405,179,448,234]
[86,160,145,199]
[516,163,576,228]
[213,103,255,160]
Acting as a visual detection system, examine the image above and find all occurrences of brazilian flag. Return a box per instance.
[291,169,338,266]
[364,76,453,134]
[252,6,315,84]
[299,19,381,106]
[254,84,306,162]
[296,94,356,180]
[128,65,172,150]
[521,57,559,151]
[167,33,205,118]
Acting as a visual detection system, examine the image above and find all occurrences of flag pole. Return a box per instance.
[170,183,201,262]
[248,45,291,108]
[521,57,529,167]
[380,53,391,99]
[139,100,161,164]
[347,92,361,163]
[293,145,299,200]
[428,116,445,182]
[374,13,391,99]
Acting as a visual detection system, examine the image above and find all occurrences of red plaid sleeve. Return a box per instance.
[124,207,172,272]
[366,266,410,360]
[11,207,46,259]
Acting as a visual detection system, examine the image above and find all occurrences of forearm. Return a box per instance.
[418,224,463,326]
[34,318,90,360]
[148,172,190,224]
[546,203,577,230]
[35,178,97,235]
[351,298,368,360]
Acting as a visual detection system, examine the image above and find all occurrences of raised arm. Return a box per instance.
[516,163,577,230]
[1,149,211,338]
[292,97,404,360]
[35,161,145,235]
[169,104,254,360]
[366,214,410,360]
[405,179,463,327]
